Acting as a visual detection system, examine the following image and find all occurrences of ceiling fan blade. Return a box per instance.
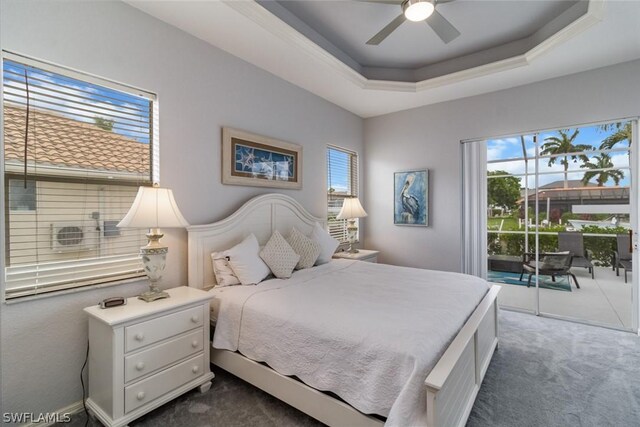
[353,0,403,4]
[426,10,460,43]
[367,14,406,45]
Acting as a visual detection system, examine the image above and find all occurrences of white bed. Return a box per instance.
[188,193,500,427]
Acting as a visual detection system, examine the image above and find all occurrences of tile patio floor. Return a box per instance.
[493,265,633,330]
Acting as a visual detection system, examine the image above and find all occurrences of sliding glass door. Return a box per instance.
[486,134,537,313]
[484,120,637,330]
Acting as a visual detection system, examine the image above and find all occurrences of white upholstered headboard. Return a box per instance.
[187,193,326,289]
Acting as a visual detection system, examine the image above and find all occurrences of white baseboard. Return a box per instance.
[21,400,84,427]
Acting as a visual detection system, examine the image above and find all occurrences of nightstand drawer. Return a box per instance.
[125,306,204,352]
[124,353,205,413]
[124,329,204,383]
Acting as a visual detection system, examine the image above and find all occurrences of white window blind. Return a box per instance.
[327,145,358,242]
[3,53,157,299]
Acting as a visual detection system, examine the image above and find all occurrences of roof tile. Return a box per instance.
[3,105,150,175]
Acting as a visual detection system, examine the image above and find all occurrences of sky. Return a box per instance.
[327,147,352,193]
[487,123,631,188]
[3,59,151,144]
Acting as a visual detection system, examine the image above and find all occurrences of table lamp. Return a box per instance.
[336,197,368,254]
[118,184,189,302]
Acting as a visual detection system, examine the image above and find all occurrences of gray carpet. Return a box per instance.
[468,310,640,427]
[62,310,640,427]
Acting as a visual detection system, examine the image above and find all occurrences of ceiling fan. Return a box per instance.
[357,0,461,45]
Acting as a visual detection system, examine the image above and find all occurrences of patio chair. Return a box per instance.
[614,233,633,283]
[519,252,579,289]
[558,232,594,279]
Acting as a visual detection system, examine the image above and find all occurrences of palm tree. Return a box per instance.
[540,129,593,188]
[599,121,632,150]
[581,153,624,187]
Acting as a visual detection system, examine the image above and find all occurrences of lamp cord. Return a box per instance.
[80,341,90,427]
[23,69,30,189]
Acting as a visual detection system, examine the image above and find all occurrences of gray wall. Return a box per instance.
[0,0,362,416]
[363,59,640,271]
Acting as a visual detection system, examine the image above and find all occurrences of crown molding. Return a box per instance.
[124,0,639,117]
[223,0,368,89]
[526,0,604,63]
[224,0,605,94]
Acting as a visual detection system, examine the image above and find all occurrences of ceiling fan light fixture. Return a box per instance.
[403,0,435,22]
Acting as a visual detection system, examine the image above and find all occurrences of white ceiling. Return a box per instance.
[125,0,640,118]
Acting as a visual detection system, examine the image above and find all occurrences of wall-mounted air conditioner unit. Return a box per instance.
[51,223,98,253]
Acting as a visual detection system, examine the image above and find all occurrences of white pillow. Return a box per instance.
[260,231,300,279]
[287,227,321,270]
[210,251,241,287]
[311,222,339,265]
[226,234,271,285]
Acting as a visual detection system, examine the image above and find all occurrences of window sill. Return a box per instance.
[3,275,147,305]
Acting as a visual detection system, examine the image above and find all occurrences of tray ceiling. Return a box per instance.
[266,0,581,77]
[125,1,640,117]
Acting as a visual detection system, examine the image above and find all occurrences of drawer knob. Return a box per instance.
[192,366,199,374]
[135,333,144,342]
[135,362,145,371]
[191,315,199,323]
[137,391,145,401]
[191,340,199,348]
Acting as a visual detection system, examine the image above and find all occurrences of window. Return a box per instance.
[327,145,358,242]
[2,53,157,299]
[7,179,36,211]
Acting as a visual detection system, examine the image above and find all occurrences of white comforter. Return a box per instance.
[210,259,489,426]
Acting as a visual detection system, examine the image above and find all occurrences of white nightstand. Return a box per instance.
[333,249,380,263]
[84,287,215,427]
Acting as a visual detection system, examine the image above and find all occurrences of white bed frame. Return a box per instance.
[187,193,500,427]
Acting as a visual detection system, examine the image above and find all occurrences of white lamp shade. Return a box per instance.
[336,197,368,220]
[117,186,189,229]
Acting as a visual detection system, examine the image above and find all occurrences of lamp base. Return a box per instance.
[139,234,169,303]
[346,219,359,254]
[138,289,170,302]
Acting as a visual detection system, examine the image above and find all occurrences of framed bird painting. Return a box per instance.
[394,169,428,226]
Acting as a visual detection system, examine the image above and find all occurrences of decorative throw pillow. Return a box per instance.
[260,230,301,279]
[311,222,339,265]
[287,227,321,270]
[210,251,240,287]
[226,234,271,285]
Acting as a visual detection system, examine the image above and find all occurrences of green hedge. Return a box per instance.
[582,226,628,267]
[487,233,558,258]
[488,226,628,267]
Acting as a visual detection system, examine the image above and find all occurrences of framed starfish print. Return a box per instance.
[222,127,302,189]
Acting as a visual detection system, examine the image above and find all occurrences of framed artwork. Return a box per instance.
[222,127,302,189]
[394,169,428,226]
